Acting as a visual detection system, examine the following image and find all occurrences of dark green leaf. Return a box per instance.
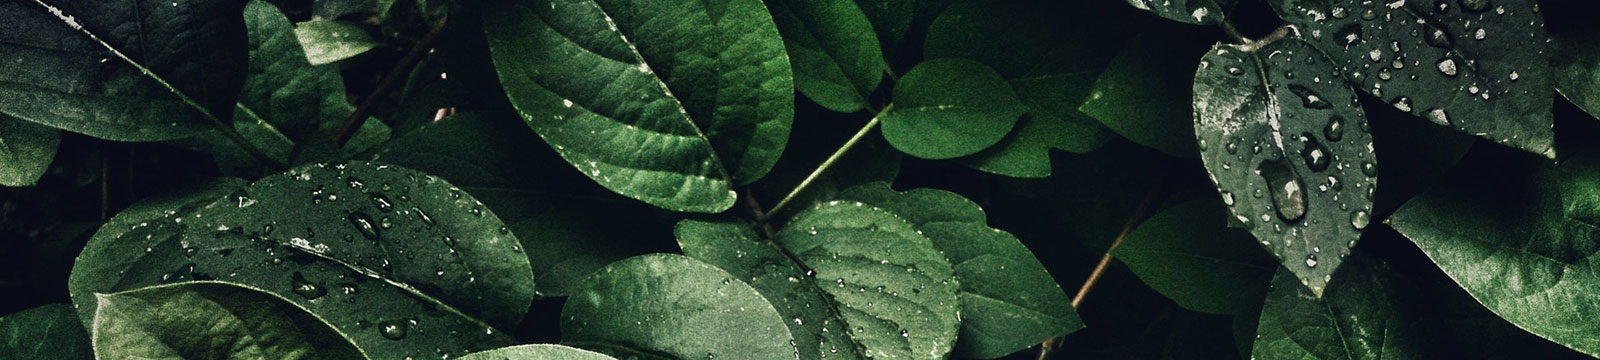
[561,254,797,359]
[768,0,885,113]
[91,281,364,360]
[1251,253,1421,359]
[0,0,246,141]
[853,0,913,51]
[295,20,380,65]
[0,304,92,359]
[0,115,60,187]
[881,59,1027,159]
[1389,153,1600,357]
[241,0,355,142]
[483,0,796,212]
[836,183,1081,358]
[1081,23,1218,158]
[70,162,532,359]
[1112,200,1275,315]
[1193,38,1378,295]
[1273,0,1556,158]
[1121,0,1235,25]
[1553,24,1600,120]
[459,344,618,360]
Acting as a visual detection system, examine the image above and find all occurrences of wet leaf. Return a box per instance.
[294,20,380,65]
[1390,152,1600,357]
[1251,253,1422,359]
[483,0,795,212]
[881,59,1027,159]
[561,254,797,360]
[459,344,618,360]
[0,0,247,141]
[70,162,532,359]
[0,115,60,187]
[91,281,364,360]
[0,304,92,359]
[1192,38,1378,295]
[768,0,884,113]
[1120,0,1235,25]
[1112,200,1275,315]
[1273,0,1556,158]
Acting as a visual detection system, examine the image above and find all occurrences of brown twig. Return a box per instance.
[743,189,817,276]
[332,16,449,147]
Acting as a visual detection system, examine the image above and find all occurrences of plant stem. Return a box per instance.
[743,189,816,276]
[332,16,449,147]
[1239,25,1292,53]
[1220,19,1251,44]
[1036,170,1169,360]
[760,104,894,221]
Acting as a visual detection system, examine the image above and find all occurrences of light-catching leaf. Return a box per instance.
[0,304,92,359]
[1251,253,1421,359]
[91,281,364,360]
[1121,0,1235,25]
[294,20,380,65]
[1193,38,1378,295]
[1389,153,1600,357]
[240,1,355,141]
[1081,22,1219,158]
[1272,0,1556,158]
[1553,23,1600,120]
[70,162,533,359]
[0,115,60,187]
[881,59,1027,159]
[836,183,1081,358]
[459,344,618,360]
[561,254,797,359]
[1113,200,1275,315]
[0,0,246,141]
[768,0,884,113]
[483,0,795,212]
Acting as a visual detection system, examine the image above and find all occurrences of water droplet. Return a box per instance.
[1436,58,1458,76]
[1288,84,1332,109]
[346,177,365,189]
[291,272,326,300]
[1473,28,1487,40]
[1300,134,1332,172]
[1221,191,1235,206]
[1426,108,1450,126]
[1361,161,1378,177]
[1351,210,1371,230]
[1226,67,1245,76]
[1391,96,1413,112]
[1225,139,1239,154]
[380,320,408,340]
[1305,254,1319,267]
[1425,28,1452,48]
[900,329,909,337]
[369,194,394,212]
[413,208,434,226]
[1334,24,1362,47]
[1324,115,1345,142]
[348,213,381,241]
[1509,71,1520,81]
[1260,160,1307,222]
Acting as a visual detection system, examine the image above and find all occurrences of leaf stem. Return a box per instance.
[743,189,816,276]
[1220,18,1251,44]
[332,16,449,147]
[760,104,894,221]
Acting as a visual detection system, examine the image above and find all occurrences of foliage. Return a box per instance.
[3,0,1600,359]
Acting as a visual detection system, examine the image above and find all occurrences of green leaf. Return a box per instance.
[1251,253,1421,359]
[295,20,380,65]
[835,183,1081,358]
[561,254,797,359]
[459,344,618,360]
[0,304,92,359]
[853,0,913,51]
[0,115,60,187]
[0,0,246,141]
[70,162,532,359]
[1193,38,1378,295]
[1272,0,1556,158]
[1120,0,1234,25]
[240,1,356,142]
[768,0,885,113]
[1081,23,1217,158]
[482,0,796,212]
[375,112,671,297]
[1553,24,1600,120]
[1112,200,1275,315]
[925,0,1127,177]
[1389,153,1600,357]
[881,59,1027,159]
[91,281,364,360]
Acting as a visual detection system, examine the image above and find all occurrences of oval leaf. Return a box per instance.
[882,59,1027,159]
[1252,254,1421,358]
[1112,200,1275,315]
[1081,22,1218,158]
[1273,0,1556,157]
[768,0,885,113]
[459,344,618,360]
[1193,38,1378,295]
[483,0,796,212]
[0,115,60,186]
[0,304,92,359]
[70,162,533,359]
[294,20,379,65]
[561,254,797,359]
[91,281,364,360]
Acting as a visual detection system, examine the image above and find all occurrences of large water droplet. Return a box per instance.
[291,272,325,300]
[1324,115,1345,142]
[1351,210,1371,230]
[380,320,408,340]
[1299,134,1332,172]
[1334,24,1363,47]
[1436,58,1459,76]
[1391,96,1413,112]
[1288,84,1332,109]
[1221,191,1235,206]
[347,212,381,241]
[1259,160,1307,222]
[1426,108,1450,126]
[1425,27,1453,47]
[1361,161,1378,177]
[1305,254,1319,268]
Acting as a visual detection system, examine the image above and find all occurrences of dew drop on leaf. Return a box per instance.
[1351,209,1371,230]
[380,320,408,340]
[1288,84,1333,109]
[347,212,381,241]
[291,272,326,300]
[1305,254,1319,268]
[1324,115,1345,142]
[1260,160,1308,222]
[1436,58,1459,76]
[1299,134,1332,172]
[1426,108,1451,126]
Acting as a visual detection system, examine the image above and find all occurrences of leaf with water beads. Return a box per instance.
[1119,0,1237,25]
[1251,253,1423,359]
[1271,0,1556,158]
[1192,38,1378,296]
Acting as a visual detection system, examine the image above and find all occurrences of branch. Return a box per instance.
[332,16,449,147]
[760,104,894,221]
[743,189,816,276]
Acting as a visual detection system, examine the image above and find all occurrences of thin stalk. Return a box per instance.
[332,16,449,147]
[743,189,816,276]
[1220,18,1251,44]
[760,104,894,221]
